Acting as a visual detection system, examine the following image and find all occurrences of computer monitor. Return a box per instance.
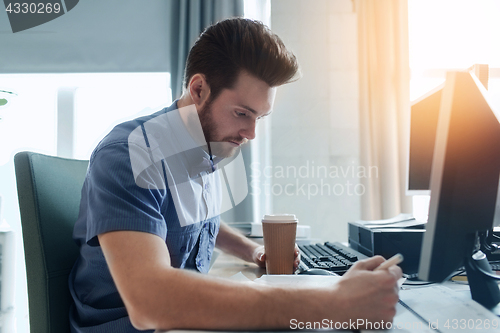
[418,71,500,310]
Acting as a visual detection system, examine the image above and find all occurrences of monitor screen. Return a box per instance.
[407,64,490,195]
[418,71,500,308]
[407,85,443,194]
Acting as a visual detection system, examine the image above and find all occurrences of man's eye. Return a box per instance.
[236,111,247,117]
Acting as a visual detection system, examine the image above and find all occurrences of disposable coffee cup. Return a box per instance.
[262,214,298,275]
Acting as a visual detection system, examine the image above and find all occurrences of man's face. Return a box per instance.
[198,71,276,158]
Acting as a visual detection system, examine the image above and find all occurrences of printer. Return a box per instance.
[348,214,426,275]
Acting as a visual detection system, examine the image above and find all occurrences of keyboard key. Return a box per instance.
[298,242,367,275]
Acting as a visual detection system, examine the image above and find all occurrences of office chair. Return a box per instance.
[15,152,88,333]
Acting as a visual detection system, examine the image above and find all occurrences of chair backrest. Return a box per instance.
[15,152,88,333]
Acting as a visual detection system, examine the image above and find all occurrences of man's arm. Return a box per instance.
[99,230,279,330]
[99,230,402,331]
[215,222,265,265]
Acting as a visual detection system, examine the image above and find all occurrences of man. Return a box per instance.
[69,18,402,332]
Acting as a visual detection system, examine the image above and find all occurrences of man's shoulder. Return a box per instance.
[100,108,169,148]
[87,101,181,173]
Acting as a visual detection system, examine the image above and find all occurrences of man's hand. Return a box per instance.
[329,255,402,327]
[216,223,301,270]
[252,244,301,271]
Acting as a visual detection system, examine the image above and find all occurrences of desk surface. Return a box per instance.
[158,251,500,333]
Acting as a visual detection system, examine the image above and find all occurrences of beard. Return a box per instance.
[198,100,247,158]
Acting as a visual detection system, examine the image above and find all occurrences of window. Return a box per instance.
[0,72,170,333]
[72,73,171,159]
[408,0,500,219]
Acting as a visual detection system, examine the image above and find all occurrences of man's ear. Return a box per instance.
[188,74,211,108]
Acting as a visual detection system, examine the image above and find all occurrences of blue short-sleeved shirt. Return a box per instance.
[69,101,221,333]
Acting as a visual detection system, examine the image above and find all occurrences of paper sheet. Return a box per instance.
[254,274,342,287]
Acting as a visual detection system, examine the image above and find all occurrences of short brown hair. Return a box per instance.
[184,18,299,100]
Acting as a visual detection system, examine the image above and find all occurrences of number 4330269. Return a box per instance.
[5,2,62,14]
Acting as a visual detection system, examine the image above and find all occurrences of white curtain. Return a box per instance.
[356,0,413,219]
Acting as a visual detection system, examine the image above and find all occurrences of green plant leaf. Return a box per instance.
[0,99,8,106]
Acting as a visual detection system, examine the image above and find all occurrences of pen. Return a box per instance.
[374,253,404,271]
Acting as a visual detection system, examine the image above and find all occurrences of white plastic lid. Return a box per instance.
[262,214,298,223]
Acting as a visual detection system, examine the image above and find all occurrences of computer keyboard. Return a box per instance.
[299,243,500,277]
[299,242,430,278]
[298,242,368,275]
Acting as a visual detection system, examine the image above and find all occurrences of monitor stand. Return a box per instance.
[464,250,500,315]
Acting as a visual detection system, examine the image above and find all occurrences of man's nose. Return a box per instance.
[240,120,256,141]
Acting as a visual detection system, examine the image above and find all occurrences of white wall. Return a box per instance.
[269,0,360,242]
